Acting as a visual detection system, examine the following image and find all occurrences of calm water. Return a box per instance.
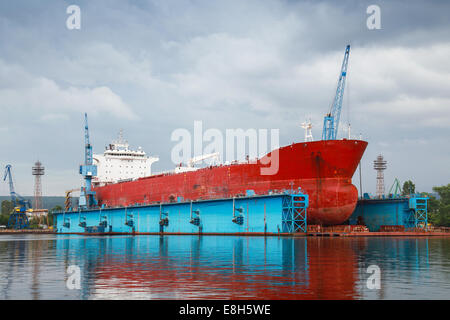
[0,234,449,300]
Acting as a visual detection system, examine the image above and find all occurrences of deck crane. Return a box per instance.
[188,152,220,167]
[322,45,351,140]
[64,188,80,211]
[79,113,98,209]
[3,164,31,229]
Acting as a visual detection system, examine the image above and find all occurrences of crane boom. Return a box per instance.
[188,152,220,167]
[3,164,31,211]
[79,113,98,209]
[3,165,16,206]
[3,165,31,229]
[84,113,93,166]
[322,45,350,140]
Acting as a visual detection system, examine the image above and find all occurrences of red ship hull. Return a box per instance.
[94,139,367,225]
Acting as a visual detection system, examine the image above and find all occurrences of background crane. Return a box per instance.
[79,113,98,209]
[322,45,351,140]
[65,188,80,211]
[3,164,31,229]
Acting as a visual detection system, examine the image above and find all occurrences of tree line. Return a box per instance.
[425,184,450,227]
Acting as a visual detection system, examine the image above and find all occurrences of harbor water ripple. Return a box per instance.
[0,235,449,299]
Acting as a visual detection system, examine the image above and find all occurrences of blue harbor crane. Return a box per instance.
[3,164,31,229]
[79,113,98,209]
[322,45,351,140]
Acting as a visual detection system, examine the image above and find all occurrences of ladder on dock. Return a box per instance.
[282,193,308,233]
[408,196,428,230]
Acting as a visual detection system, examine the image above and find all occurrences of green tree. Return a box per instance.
[28,216,40,229]
[47,212,54,226]
[424,193,440,225]
[430,184,450,227]
[50,205,63,212]
[1,200,14,215]
[402,180,415,195]
[47,206,62,227]
[0,200,14,226]
[0,214,9,226]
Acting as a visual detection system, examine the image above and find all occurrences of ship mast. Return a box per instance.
[301,119,314,142]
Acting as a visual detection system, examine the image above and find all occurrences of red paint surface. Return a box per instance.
[94,139,368,225]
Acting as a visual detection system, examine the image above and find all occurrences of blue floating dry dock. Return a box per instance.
[348,195,428,232]
[54,192,308,235]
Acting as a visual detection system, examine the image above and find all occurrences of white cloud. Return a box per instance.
[156,37,450,132]
[40,113,70,122]
[0,60,137,120]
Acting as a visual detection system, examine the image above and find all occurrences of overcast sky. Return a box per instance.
[0,0,449,196]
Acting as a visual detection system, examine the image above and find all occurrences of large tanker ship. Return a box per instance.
[89,45,366,226]
[93,138,367,225]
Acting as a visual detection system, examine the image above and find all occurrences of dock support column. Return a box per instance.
[281,192,308,233]
[408,196,428,230]
[159,204,169,233]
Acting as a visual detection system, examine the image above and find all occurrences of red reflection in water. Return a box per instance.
[93,238,365,300]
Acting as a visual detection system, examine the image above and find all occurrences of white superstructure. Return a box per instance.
[92,130,159,186]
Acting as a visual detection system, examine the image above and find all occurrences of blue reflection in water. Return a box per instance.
[0,235,449,300]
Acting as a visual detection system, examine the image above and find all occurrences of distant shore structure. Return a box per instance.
[32,161,44,210]
[373,155,387,198]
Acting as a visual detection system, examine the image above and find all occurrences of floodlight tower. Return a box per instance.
[373,155,387,198]
[32,161,44,210]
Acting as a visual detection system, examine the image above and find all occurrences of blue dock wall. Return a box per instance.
[348,198,413,231]
[55,194,304,234]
